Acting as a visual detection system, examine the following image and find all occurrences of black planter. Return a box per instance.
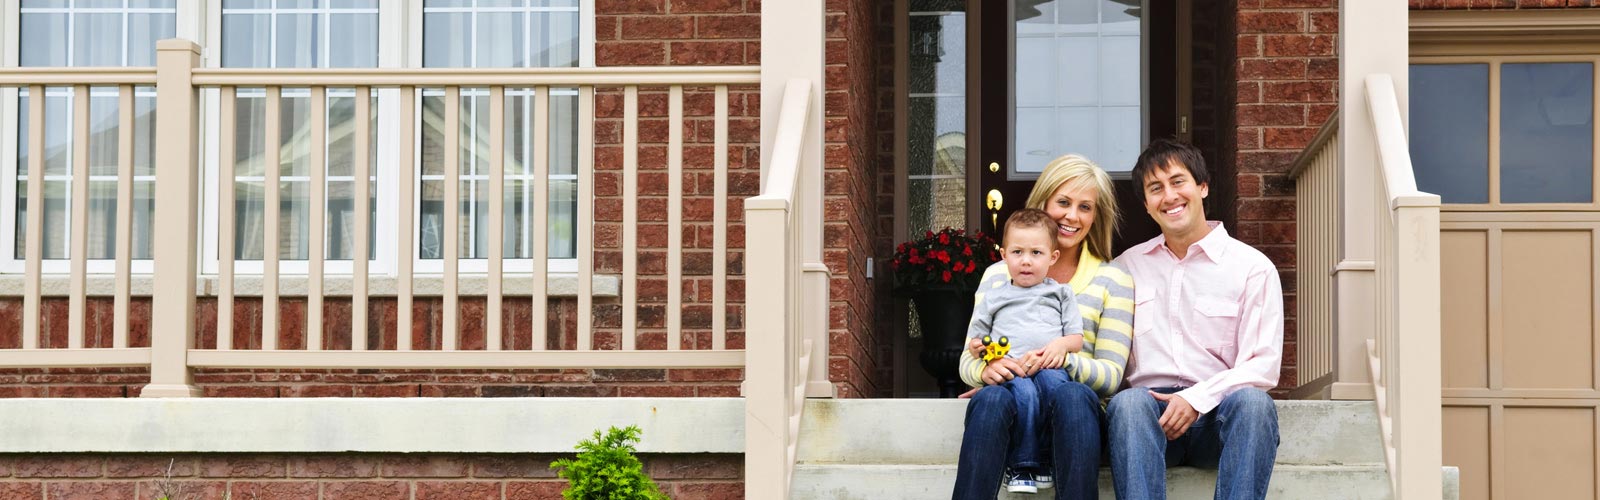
[909,288,977,398]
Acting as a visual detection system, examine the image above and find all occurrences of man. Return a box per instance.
[1109,139,1283,500]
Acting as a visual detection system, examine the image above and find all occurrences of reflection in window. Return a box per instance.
[14,1,174,261]
[1501,62,1593,204]
[907,8,967,238]
[420,0,582,261]
[1410,64,1489,204]
[1014,0,1141,175]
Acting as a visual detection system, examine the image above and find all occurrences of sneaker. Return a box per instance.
[1005,470,1039,494]
[1033,471,1054,490]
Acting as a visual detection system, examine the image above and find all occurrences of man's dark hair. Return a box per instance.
[1131,138,1209,188]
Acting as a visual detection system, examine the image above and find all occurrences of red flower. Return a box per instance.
[941,271,952,282]
[938,251,951,263]
[963,247,973,256]
[939,233,950,244]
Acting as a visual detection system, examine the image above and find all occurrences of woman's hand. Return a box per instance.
[980,357,1027,385]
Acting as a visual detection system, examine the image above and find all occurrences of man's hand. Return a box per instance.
[1151,392,1199,440]
[981,357,1027,385]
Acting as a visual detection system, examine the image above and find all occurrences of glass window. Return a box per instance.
[1500,62,1593,204]
[14,1,173,262]
[906,7,967,237]
[1410,64,1490,204]
[221,0,380,262]
[421,0,582,261]
[1013,0,1141,176]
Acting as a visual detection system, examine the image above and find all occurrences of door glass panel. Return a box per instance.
[906,7,967,237]
[1501,62,1593,204]
[1013,0,1142,176]
[1410,64,1489,204]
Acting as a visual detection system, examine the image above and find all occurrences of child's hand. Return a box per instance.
[967,338,985,359]
[1037,336,1080,370]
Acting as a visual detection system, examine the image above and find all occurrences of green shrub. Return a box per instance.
[550,425,669,500]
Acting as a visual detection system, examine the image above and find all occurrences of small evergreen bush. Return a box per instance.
[550,425,669,500]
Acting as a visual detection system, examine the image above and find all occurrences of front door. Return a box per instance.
[974,0,1180,255]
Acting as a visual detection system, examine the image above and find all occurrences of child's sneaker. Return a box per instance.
[1033,470,1054,490]
[1005,470,1038,494]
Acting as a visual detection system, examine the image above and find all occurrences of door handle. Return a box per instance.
[986,189,1003,233]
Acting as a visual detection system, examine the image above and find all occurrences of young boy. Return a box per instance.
[964,208,1085,494]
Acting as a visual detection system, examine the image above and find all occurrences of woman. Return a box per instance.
[951,155,1136,500]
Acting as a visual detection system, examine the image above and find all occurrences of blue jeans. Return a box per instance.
[952,370,1104,500]
[1107,387,1280,500]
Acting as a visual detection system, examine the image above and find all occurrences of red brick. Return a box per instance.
[204,385,279,398]
[0,482,41,500]
[1239,151,1301,173]
[288,456,380,478]
[1309,12,1338,32]
[1238,12,1304,33]
[647,454,741,480]
[199,456,286,478]
[667,368,743,382]
[138,480,226,500]
[1264,127,1319,149]
[470,456,558,479]
[415,481,501,500]
[321,481,409,500]
[1238,199,1297,221]
[597,0,665,14]
[105,457,196,478]
[1263,35,1335,57]
[1308,58,1338,79]
[48,385,125,398]
[506,481,567,500]
[671,41,746,65]
[697,15,760,39]
[1263,81,1335,103]
[44,482,135,500]
[230,481,319,500]
[1238,105,1305,127]
[1238,58,1307,80]
[672,0,743,13]
[1260,0,1336,6]
[382,456,470,478]
[672,481,743,500]
[598,41,668,66]
[620,385,697,397]
[622,17,696,40]
[281,384,354,397]
[13,457,100,478]
[353,384,419,397]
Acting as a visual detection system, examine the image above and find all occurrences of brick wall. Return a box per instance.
[1234,0,1338,394]
[1,0,891,400]
[0,453,740,500]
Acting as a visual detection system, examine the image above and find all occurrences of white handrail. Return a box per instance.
[751,79,814,206]
[1365,74,1440,207]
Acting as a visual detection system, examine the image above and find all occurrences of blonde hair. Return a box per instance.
[1023,154,1119,261]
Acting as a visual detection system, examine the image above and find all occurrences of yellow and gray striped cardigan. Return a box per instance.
[957,248,1136,398]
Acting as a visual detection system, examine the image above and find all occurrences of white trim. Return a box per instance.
[0,398,740,453]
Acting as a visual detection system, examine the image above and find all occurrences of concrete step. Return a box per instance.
[791,464,1406,500]
[796,399,1386,466]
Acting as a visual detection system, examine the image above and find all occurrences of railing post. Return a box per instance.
[1393,199,1442,499]
[743,198,792,500]
[142,39,201,398]
[1332,0,1409,401]
[762,0,833,400]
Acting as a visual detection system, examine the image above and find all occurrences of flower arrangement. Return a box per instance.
[890,227,1001,294]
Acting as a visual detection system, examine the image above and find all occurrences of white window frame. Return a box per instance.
[0,0,181,276]
[409,0,594,276]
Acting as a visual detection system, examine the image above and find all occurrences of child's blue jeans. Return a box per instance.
[1003,369,1069,471]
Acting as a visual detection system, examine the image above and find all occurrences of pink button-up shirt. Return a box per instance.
[1113,222,1283,414]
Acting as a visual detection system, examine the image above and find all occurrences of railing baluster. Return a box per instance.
[352,86,371,351]
[398,87,416,352]
[713,86,728,350]
[667,85,683,351]
[487,86,505,351]
[532,86,549,350]
[218,87,237,351]
[622,86,638,351]
[308,86,326,351]
[577,85,594,351]
[68,85,90,350]
[23,85,44,351]
[263,86,281,351]
[113,84,134,349]
[443,86,461,351]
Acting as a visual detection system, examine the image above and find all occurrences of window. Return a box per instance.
[1411,59,1597,206]
[905,1,967,237]
[217,0,382,272]
[1013,0,1142,177]
[419,0,583,267]
[6,0,175,273]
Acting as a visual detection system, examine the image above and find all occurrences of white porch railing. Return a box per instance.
[1363,73,1443,499]
[1288,111,1341,398]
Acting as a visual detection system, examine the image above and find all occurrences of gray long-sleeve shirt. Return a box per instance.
[965,277,1084,359]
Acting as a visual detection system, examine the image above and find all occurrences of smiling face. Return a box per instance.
[1042,181,1098,255]
[1003,224,1060,288]
[1141,159,1210,243]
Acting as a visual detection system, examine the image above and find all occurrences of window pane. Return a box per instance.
[1501,62,1594,204]
[276,14,321,68]
[424,13,472,68]
[133,180,154,259]
[223,14,271,68]
[549,179,575,258]
[328,13,379,68]
[551,91,577,176]
[223,0,271,8]
[128,13,177,66]
[134,88,157,177]
[1411,64,1489,204]
[89,90,119,177]
[88,180,117,259]
[74,13,124,66]
[907,96,964,177]
[534,11,579,68]
[476,12,527,68]
[20,13,69,67]
[44,89,71,177]
[908,13,965,96]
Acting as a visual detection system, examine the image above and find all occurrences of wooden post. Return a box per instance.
[143,39,202,398]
